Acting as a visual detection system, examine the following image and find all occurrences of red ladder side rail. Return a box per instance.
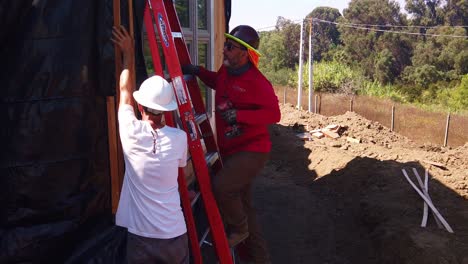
[147,1,232,263]
[143,2,175,129]
[143,4,203,264]
[143,6,164,76]
[163,0,222,173]
[176,167,202,263]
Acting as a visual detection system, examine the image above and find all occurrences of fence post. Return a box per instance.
[283,86,286,105]
[318,95,321,114]
[314,95,318,113]
[391,105,395,132]
[349,98,354,112]
[444,113,451,147]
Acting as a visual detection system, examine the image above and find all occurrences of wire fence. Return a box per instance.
[276,86,468,148]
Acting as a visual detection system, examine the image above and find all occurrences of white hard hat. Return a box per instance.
[133,75,177,111]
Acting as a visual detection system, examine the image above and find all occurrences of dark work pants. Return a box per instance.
[126,232,189,264]
[213,151,271,264]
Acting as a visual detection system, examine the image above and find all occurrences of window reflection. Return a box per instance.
[142,31,154,75]
[198,43,208,68]
[142,0,211,111]
[198,42,208,105]
[197,0,207,30]
[175,0,189,28]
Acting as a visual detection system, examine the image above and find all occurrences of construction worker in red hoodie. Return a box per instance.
[183,25,280,264]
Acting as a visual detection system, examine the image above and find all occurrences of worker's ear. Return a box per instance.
[242,50,249,59]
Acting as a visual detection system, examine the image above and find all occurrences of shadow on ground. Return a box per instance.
[253,124,468,264]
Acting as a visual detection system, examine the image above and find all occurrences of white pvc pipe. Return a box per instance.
[402,169,454,233]
[308,19,313,113]
[412,168,442,228]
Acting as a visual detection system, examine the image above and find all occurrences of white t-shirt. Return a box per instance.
[116,104,188,239]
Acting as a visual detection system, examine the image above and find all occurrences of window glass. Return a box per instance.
[142,33,167,77]
[198,42,208,105]
[175,0,189,28]
[197,0,207,30]
[198,43,208,68]
[142,33,154,75]
[186,42,192,57]
[142,0,211,110]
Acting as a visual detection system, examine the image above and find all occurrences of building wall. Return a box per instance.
[214,0,226,70]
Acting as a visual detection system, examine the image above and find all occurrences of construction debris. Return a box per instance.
[295,123,348,141]
[296,132,313,141]
[322,130,340,139]
[421,159,446,169]
[307,124,351,141]
[401,168,453,233]
[346,137,361,144]
[312,132,324,139]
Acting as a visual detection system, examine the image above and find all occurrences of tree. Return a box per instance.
[443,0,468,28]
[305,7,342,62]
[405,0,444,27]
[374,49,397,83]
[258,28,295,86]
[275,17,301,69]
[403,64,442,87]
[338,0,411,83]
[406,27,468,85]
[258,31,286,71]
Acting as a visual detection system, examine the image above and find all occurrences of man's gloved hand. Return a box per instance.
[181,64,200,75]
[220,109,237,125]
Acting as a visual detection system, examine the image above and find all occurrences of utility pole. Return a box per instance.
[297,19,304,110]
[308,18,313,113]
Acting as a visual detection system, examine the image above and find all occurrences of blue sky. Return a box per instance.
[229,0,408,31]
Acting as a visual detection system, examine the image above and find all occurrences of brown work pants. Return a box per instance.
[126,232,189,264]
[213,151,271,264]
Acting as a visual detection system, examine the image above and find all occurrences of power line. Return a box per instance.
[258,18,467,38]
[257,19,303,31]
[312,18,468,38]
[312,18,468,29]
[257,25,277,31]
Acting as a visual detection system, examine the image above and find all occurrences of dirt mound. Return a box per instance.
[253,104,468,263]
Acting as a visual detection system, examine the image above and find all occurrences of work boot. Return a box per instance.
[228,231,249,247]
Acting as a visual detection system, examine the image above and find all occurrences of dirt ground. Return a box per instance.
[252,103,468,264]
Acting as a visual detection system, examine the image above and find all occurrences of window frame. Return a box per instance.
[179,0,213,113]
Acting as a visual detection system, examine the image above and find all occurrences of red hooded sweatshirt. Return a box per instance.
[197,64,281,157]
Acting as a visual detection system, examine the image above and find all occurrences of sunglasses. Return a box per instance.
[224,41,246,51]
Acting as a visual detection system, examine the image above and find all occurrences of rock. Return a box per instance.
[346,137,361,144]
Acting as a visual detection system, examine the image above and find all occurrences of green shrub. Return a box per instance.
[268,59,466,113]
[288,60,364,94]
[452,74,468,110]
[262,67,295,86]
[359,80,408,103]
[437,74,468,112]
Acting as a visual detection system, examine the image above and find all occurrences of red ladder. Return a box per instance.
[143,0,232,263]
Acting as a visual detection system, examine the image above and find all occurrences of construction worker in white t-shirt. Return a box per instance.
[111,25,189,264]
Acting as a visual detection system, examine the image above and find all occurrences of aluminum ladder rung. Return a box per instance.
[205,151,219,167]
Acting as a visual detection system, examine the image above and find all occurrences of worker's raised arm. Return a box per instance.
[111,26,135,108]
